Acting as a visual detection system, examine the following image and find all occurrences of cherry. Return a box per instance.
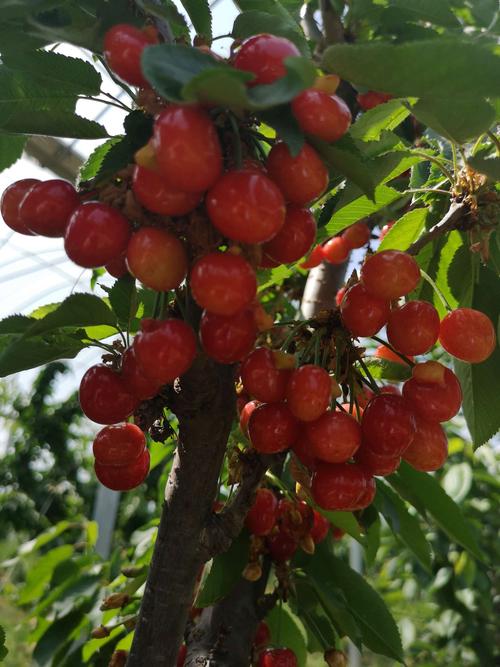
[360,250,420,301]
[374,344,409,365]
[245,488,278,536]
[305,410,362,463]
[261,206,316,264]
[153,105,222,192]
[311,461,368,511]
[177,644,187,667]
[403,415,448,472]
[322,236,350,264]
[301,244,325,269]
[352,475,376,510]
[93,423,146,466]
[1,179,39,235]
[64,202,131,268]
[266,142,329,206]
[379,220,395,240]
[266,530,298,564]
[357,91,392,110]
[126,227,188,292]
[340,402,364,420]
[361,394,416,458]
[79,364,137,424]
[233,34,300,86]
[95,448,150,491]
[199,308,257,364]
[19,179,79,237]
[105,253,128,278]
[206,169,286,244]
[103,24,158,87]
[291,90,351,142]
[439,307,496,363]
[254,621,271,649]
[240,399,261,434]
[340,283,391,337]
[292,434,316,470]
[190,252,257,316]
[335,286,346,306]
[310,509,329,544]
[354,444,400,476]
[240,348,290,403]
[387,300,440,356]
[402,366,462,422]
[121,346,161,400]
[286,364,331,422]
[248,402,299,453]
[342,221,371,249]
[133,318,197,384]
[132,165,201,216]
[259,649,298,667]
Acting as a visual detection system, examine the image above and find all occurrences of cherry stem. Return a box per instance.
[356,358,380,394]
[406,201,469,256]
[371,335,415,367]
[486,130,500,155]
[419,269,452,312]
[228,113,243,169]
[411,150,454,183]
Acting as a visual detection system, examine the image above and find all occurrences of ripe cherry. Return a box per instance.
[1,179,39,235]
[305,410,362,463]
[322,236,350,264]
[254,621,271,649]
[374,344,409,365]
[266,530,298,564]
[93,423,146,466]
[200,308,257,364]
[357,91,392,110]
[248,402,299,453]
[335,286,346,306]
[342,221,371,249]
[65,202,131,268]
[239,399,261,434]
[300,244,325,269]
[311,461,368,511]
[126,227,188,291]
[133,318,197,385]
[259,648,298,667]
[132,165,201,216]
[95,448,150,491]
[121,346,161,400]
[403,415,448,472]
[153,105,222,192]
[379,220,395,240]
[245,488,278,536]
[292,90,351,142]
[262,206,316,264]
[103,24,158,87]
[352,475,376,509]
[360,250,420,301]
[286,364,331,422]
[291,435,316,469]
[310,509,329,544]
[240,348,290,403]
[190,252,257,316]
[177,644,187,667]
[233,34,300,86]
[361,394,416,458]
[206,170,286,244]
[354,444,401,476]
[19,179,79,237]
[340,283,391,337]
[266,142,329,206]
[387,300,440,356]
[79,364,137,425]
[439,307,496,363]
[403,366,462,422]
[105,253,128,278]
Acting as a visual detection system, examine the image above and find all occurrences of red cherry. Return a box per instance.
[133,318,197,384]
[95,448,150,491]
[310,509,329,544]
[19,179,79,237]
[121,346,161,400]
[105,253,128,278]
[64,202,131,268]
[240,348,290,403]
[248,402,299,453]
[351,475,376,509]
[254,621,271,649]
[266,142,329,206]
[153,105,222,192]
[126,227,188,291]
[259,252,281,269]
[233,34,300,86]
[354,445,400,476]
[286,364,331,422]
[322,236,350,264]
[311,461,368,511]
[79,364,137,425]
[342,222,371,249]
[333,526,346,540]
[305,410,362,463]
[300,244,325,269]
[132,165,201,216]
[291,434,316,470]
[292,90,351,142]
[262,206,316,264]
[258,648,298,667]
[357,91,392,111]
[190,252,257,316]
[266,531,298,564]
[206,170,286,244]
[439,307,496,363]
[402,367,462,422]
[1,179,39,235]
[374,344,411,365]
[387,301,440,356]
[340,283,391,337]
[360,250,420,301]
[239,399,261,434]
[380,384,400,395]
[103,24,157,87]
[403,415,448,472]
[93,423,146,466]
[177,644,187,667]
[335,286,346,306]
[361,394,416,458]
[245,488,278,536]
[199,308,257,364]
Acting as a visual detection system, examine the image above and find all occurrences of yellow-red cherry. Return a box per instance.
[305,409,362,463]
[126,227,188,292]
[121,346,161,401]
[322,236,350,264]
[233,34,300,86]
[20,179,79,237]
[245,488,278,536]
[403,415,448,472]
[132,165,201,216]
[93,423,146,466]
[360,250,420,301]
[0,179,39,235]
[342,221,371,249]
[200,308,257,364]
[402,366,462,422]
[248,402,299,453]
[340,283,391,337]
[103,23,158,87]
[266,141,328,206]
[79,364,137,425]
[262,206,316,264]
[311,461,368,511]
[387,300,440,356]
[286,364,331,422]
[240,347,290,403]
[292,90,351,142]
[439,307,496,363]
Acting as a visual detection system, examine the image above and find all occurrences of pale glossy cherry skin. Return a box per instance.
[387,300,440,356]
[233,34,300,86]
[121,346,161,401]
[305,410,362,463]
[95,448,150,491]
[93,423,146,466]
[360,250,421,301]
[286,364,332,422]
[292,90,351,142]
[403,415,448,472]
[248,402,299,453]
[132,165,201,216]
[311,461,368,511]
[266,142,329,206]
[340,283,391,337]
[245,488,278,536]
[0,179,39,235]
[361,394,416,458]
[20,179,80,237]
[206,170,286,244]
[153,105,223,192]
[439,307,496,363]
[79,364,137,425]
[126,227,188,291]
[322,236,350,264]
[104,24,158,87]
[199,308,257,364]
[240,347,290,403]
[262,206,316,264]
[402,367,462,422]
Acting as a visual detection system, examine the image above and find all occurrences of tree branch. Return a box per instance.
[320,0,345,46]
[406,201,470,256]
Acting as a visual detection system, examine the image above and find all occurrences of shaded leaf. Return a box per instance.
[0,133,26,172]
[311,136,376,199]
[267,604,308,666]
[350,99,410,142]
[179,0,212,40]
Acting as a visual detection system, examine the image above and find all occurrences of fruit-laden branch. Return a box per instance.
[406,201,470,256]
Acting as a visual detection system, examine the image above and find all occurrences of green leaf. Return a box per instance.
[442,463,473,505]
[388,0,461,28]
[362,358,412,382]
[134,0,190,39]
[18,545,74,605]
[0,110,108,139]
[0,332,87,378]
[325,185,401,236]
[267,604,308,666]
[350,99,411,142]
[18,521,74,557]
[389,462,484,561]
[106,275,137,327]
[378,208,427,251]
[0,133,26,172]
[182,67,253,107]
[467,155,500,181]
[78,138,123,182]
[33,609,86,667]
[0,624,7,662]
[0,314,34,335]
[259,105,305,156]
[292,577,338,651]
[247,57,316,109]
[315,509,365,544]
[179,0,212,40]
[412,96,496,144]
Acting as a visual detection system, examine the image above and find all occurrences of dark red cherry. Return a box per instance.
[95,448,150,491]
[199,309,257,364]
[361,394,416,458]
[311,462,368,511]
[266,142,329,206]
[403,415,448,472]
[305,409,362,463]
[245,488,278,536]
[310,509,329,544]
[79,364,137,425]
[132,165,201,216]
[93,423,146,466]
[0,179,39,235]
[402,366,462,422]
[233,34,300,86]
[261,206,316,264]
[20,179,79,237]
[121,346,161,401]
[387,301,440,356]
[340,283,391,337]
[240,347,290,403]
[286,364,331,422]
[258,648,298,667]
[248,402,299,453]
[360,250,420,301]
[103,23,158,87]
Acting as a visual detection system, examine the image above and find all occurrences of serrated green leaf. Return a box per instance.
[388,0,461,28]
[292,577,338,651]
[315,509,365,544]
[378,208,427,251]
[0,133,26,172]
[0,314,35,335]
[325,185,401,236]
[0,332,87,378]
[311,135,375,199]
[267,604,308,666]
[350,99,410,142]
[363,357,412,381]
[135,0,190,39]
[106,274,137,328]
[0,110,108,139]
[33,609,86,667]
[467,155,500,181]
[259,105,305,156]
[78,137,122,183]
[179,0,212,40]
